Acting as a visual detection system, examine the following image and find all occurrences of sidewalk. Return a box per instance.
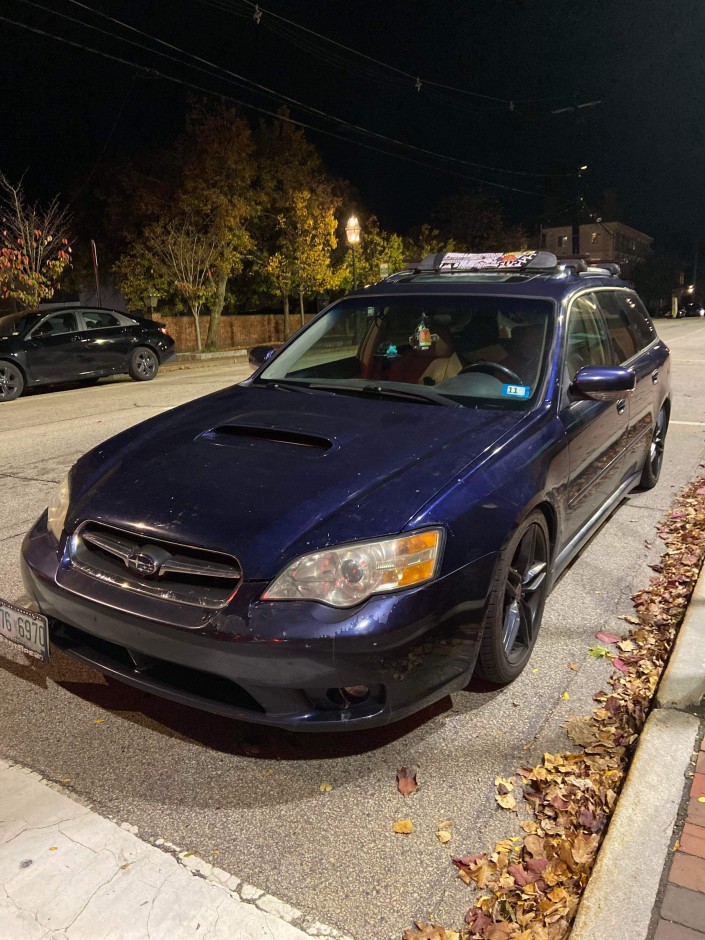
[0,759,351,940]
[651,730,705,938]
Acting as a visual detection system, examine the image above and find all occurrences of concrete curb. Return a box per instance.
[656,567,705,711]
[571,561,705,940]
[172,349,248,362]
[569,709,699,940]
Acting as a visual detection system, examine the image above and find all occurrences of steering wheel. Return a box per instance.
[459,361,523,384]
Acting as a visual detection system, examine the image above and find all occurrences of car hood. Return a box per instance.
[68,384,525,579]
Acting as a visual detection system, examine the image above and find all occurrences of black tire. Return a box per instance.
[0,361,24,402]
[128,346,159,381]
[476,510,550,684]
[639,406,668,490]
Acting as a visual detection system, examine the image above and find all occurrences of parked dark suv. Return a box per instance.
[0,305,175,401]
[14,251,670,730]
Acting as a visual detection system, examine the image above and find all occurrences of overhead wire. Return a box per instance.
[0,14,548,198]
[47,0,565,180]
[207,0,578,106]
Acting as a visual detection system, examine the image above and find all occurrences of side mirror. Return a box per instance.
[571,365,635,402]
[33,325,51,339]
[248,345,275,368]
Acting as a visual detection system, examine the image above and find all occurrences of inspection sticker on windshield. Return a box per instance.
[0,597,49,661]
[502,384,531,399]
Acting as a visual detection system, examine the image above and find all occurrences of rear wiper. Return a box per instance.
[309,383,461,408]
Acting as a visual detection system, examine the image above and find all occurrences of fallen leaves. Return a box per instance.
[595,631,619,645]
[393,819,415,834]
[397,767,419,798]
[437,829,452,844]
[495,777,518,812]
[403,924,459,940]
[319,783,333,793]
[404,476,705,940]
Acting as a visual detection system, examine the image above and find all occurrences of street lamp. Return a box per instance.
[145,290,159,317]
[345,214,361,290]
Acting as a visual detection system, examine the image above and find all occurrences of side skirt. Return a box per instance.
[549,469,642,590]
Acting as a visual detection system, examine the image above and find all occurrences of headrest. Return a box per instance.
[511,324,544,357]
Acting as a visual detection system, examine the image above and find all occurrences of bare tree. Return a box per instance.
[116,216,221,352]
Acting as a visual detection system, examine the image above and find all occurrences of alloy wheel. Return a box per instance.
[501,522,548,659]
[649,409,667,479]
[136,350,157,378]
[0,363,22,401]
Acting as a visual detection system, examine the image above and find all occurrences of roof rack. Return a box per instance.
[416,250,559,273]
[584,260,621,276]
[556,255,622,277]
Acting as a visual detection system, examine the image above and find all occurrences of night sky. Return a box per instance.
[1,0,703,250]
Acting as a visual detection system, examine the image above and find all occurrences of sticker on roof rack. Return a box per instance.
[436,251,552,271]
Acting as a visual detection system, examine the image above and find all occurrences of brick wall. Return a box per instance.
[157,313,316,352]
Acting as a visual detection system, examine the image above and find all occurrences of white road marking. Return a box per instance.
[662,324,705,343]
[671,421,705,427]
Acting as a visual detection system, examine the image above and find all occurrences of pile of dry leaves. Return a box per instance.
[403,477,705,940]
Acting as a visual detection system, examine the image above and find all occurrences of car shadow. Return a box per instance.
[2,645,502,759]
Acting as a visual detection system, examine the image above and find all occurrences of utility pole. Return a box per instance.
[694,237,699,297]
[573,165,588,255]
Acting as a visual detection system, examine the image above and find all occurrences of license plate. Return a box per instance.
[0,598,49,661]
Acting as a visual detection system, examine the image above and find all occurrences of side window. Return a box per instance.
[83,310,121,330]
[565,294,612,381]
[595,292,640,363]
[34,312,79,337]
[620,292,656,350]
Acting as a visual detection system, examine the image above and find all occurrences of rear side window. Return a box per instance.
[83,310,121,329]
[623,293,656,348]
[596,291,653,362]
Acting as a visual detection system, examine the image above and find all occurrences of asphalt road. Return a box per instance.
[1,322,705,940]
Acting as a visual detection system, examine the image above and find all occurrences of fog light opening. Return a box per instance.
[327,685,370,708]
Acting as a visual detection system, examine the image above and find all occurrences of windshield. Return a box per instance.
[258,295,555,408]
[0,312,36,339]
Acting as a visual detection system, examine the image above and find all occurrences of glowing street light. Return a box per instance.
[345,214,361,290]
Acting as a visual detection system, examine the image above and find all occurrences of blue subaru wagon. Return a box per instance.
[18,251,670,730]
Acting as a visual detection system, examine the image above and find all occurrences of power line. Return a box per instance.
[48,0,564,180]
[209,0,581,107]
[0,14,547,197]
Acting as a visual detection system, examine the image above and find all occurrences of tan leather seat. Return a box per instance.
[420,331,462,384]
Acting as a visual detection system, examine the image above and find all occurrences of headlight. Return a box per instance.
[47,472,72,542]
[262,528,444,608]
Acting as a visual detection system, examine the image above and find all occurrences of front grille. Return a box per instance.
[67,521,241,609]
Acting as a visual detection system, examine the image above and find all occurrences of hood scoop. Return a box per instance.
[200,423,333,452]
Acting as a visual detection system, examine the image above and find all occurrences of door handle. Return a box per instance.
[616,399,626,415]
[651,369,659,384]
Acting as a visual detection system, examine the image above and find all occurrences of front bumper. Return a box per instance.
[21,516,495,730]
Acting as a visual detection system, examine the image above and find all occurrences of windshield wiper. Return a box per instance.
[308,383,461,407]
[250,379,324,394]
